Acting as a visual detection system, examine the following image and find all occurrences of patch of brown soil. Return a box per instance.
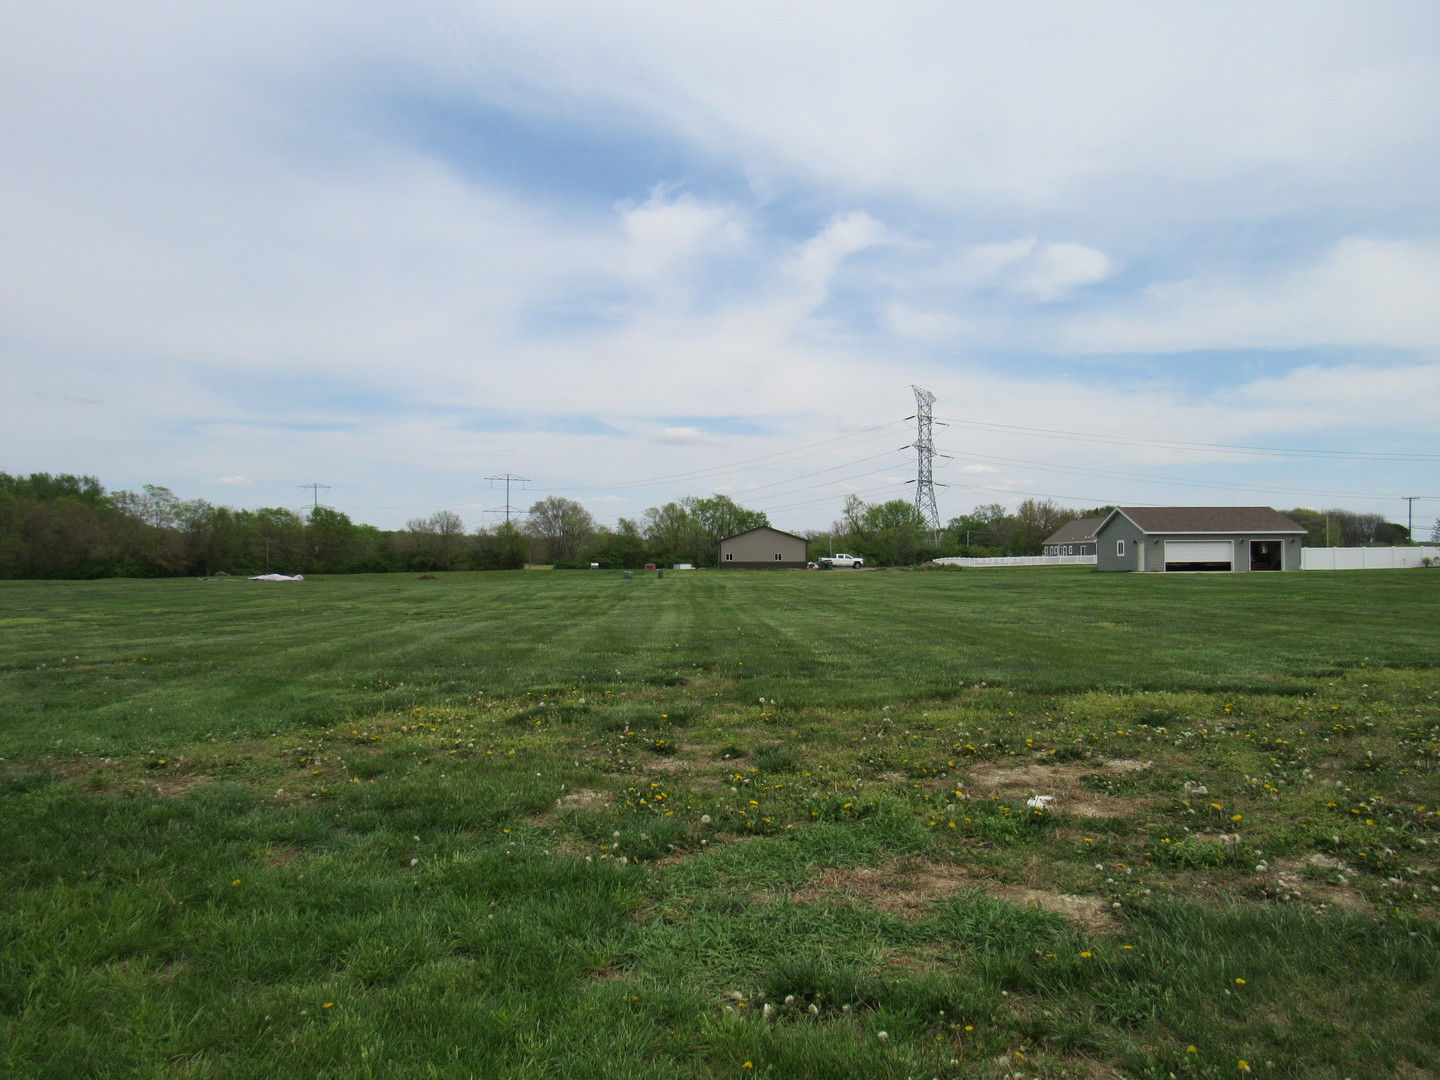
[1268,855,1372,912]
[136,772,211,797]
[644,755,695,774]
[791,858,1121,933]
[554,788,611,811]
[960,759,1158,819]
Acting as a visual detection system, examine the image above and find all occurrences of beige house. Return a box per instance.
[718,526,809,569]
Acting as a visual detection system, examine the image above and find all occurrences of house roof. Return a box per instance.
[718,525,810,545]
[1099,506,1307,535]
[1042,516,1105,545]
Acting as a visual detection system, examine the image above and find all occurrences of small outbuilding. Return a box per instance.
[1042,516,1104,557]
[1095,507,1306,572]
[718,526,810,569]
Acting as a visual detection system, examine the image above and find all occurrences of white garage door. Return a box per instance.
[1164,540,1233,567]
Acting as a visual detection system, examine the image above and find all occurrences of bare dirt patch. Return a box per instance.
[554,788,610,811]
[962,759,1158,819]
[1267,855,1373,912]
[791,858,1121,933]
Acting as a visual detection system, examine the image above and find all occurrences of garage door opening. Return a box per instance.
[1164,540,1233,572]
[1250,540,1281,571]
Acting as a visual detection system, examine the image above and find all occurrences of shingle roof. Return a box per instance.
[1042,516,1105,545]
[720,525,810,544]
[1107,507,1306,534]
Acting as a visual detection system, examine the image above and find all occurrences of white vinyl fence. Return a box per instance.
[1301,546,1440,570]
[931,554,1098,568]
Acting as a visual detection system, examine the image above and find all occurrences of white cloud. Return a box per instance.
[784,211,888,309]
[215,476,254,486]
[654,426,708,445]
[2,2,1437,531]
[1011,243,1113,300]
[1064,237,1440,352]
[615,187,748,286]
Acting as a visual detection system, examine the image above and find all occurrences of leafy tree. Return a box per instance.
[642,500,704,565]
[834,496,939,566]
[234,507,307,573]
[526,497,595,563]
[306,506,359,572]
[1322,508,1387,546]
[475,520,528,570]
[1374,521,1410,545]
[1009,498,1079,555]
[590,519,647,569]
[404,510,469,570]
[110,484,182,529]
[1283,508,1328,547]
[688,495,768,551]
[945,503,1010,553]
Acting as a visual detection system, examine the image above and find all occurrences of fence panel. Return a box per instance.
[1301,546,1439,570]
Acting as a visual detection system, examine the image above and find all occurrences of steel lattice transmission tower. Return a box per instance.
[910,385,942,533]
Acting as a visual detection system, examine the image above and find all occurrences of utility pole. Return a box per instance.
[298,483,331,510]
[486,474,530,522]
[908,386,944,535]
[1403,496,1421,542]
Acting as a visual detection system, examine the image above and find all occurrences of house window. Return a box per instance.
[1117,540,1126,556]
[774,553,783,561]
[724,553,734,561]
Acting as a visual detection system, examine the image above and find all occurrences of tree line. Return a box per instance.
[0,473,1417,580]
[0,474,774,578]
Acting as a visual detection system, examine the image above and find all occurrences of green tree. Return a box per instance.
[404,510,469,570]
[475,520,528,570]
[945,503,1011,553]
[525,497,595,564]
[306,506,358,572]
[590,519,647,569]
[835,496,938,566]
[1009,498,1078,555]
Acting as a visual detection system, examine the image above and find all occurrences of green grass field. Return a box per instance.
[2,568,1437,1079]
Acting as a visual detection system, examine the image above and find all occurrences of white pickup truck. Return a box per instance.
[818,553,864,568]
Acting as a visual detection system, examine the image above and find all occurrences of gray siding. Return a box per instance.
[1097,520,1302,572]
[1095,516,1146,571]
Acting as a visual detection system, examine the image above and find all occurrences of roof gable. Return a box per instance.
[1042,516,1104,545]
[719,525,810,545]
[1098,507,1305,535]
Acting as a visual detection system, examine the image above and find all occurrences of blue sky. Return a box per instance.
[3,2,1439,535]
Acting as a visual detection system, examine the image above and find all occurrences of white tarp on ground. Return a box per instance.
[249,573,305,581]
[1301,547,1439,570]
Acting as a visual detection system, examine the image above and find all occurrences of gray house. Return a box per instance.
[1042,516,1104,557]
[1095,507,1306,572]
[718,526,809,569]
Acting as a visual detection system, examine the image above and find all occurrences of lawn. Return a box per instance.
[2,568,1437,1079]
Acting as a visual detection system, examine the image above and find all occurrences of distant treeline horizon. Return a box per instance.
[0,472,1415,580]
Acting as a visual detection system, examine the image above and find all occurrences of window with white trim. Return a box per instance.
[724,552,734,561]
[1117,539,1126,556]
[774,553,783,560]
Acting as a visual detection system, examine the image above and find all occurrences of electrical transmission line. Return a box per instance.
[909,385,943,533]
[486,474,530,522]
[298,482,331,510]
